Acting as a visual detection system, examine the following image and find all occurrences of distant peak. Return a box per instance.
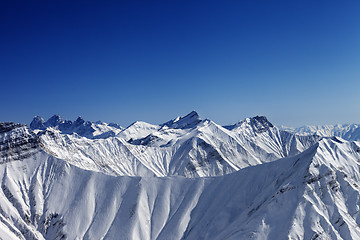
[30,116,45,130]
[33,116,44,120]
[172,110,199,122]
[250,116,273,126]
[223,115,273,133]
[74,116,85,125]
[45,114,63,127]
[184,111,199,118]
[247,116,273,133]
[163,111,201,129]
[49,114,62,119]
[48,114,62,121]
[128,121,148,127]
[182,110,200,119]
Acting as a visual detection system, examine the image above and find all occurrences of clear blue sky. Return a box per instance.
[1,0,359,127]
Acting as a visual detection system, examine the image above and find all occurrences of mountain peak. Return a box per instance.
[162,111,201,129]
[183,110,199,119]
[248,115,273,133]
[74,116,85,126]
[30,116,45,130]
[223,115,273,133]
[46,114,63,127]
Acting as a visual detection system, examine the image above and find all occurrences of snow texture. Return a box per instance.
[1,112,360,239]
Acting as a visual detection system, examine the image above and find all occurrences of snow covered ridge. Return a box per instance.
[2,124,360,239]
[280,123,360,141]
[30,115,123,139]
[2,113,360,239]
[29,112,321,177]
[161,110,202,129]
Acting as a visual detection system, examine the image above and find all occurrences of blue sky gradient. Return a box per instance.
[1,0,359,127]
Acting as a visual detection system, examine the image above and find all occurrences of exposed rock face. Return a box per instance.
[30,116,46,130]
[0,123,40,163]
[45,115,63,128]
[0,122,24,134]
[249,116,274,133]
[223,115,273,133]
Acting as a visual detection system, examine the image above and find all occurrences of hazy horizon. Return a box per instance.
[15,110,360,129]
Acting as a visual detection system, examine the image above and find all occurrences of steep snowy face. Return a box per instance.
[37,129,157,177]
[182,138,360,239]
[162,111,202,129]
[2,134,360,239]
[222,116,321,160]
[30,115,123,139]
[280,123,360,141]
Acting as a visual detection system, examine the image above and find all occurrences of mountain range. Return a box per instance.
[280,124,360,141]
[0,112,359,239]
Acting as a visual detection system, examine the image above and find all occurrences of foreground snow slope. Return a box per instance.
[1,121,360,239]
[34,113,320,177]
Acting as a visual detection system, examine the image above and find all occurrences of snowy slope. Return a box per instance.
[183,137,360,239]
[117,121,160,142]
[35,113,320,177]
[281,123,360,141]
[2,122,360,239]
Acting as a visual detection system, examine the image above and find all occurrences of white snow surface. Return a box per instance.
[2,113,360,239]
[35,114,320,177]
[280,123,360,141]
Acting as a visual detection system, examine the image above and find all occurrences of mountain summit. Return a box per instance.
[223,115,274,133]
[162,111,202,129]
[30,116,46,129]
[249,115,274,133]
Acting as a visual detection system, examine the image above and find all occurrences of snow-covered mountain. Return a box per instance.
[280,123,360,141]
[30,115,123,139]
[31,112,320,177]
[1,120,360,239]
